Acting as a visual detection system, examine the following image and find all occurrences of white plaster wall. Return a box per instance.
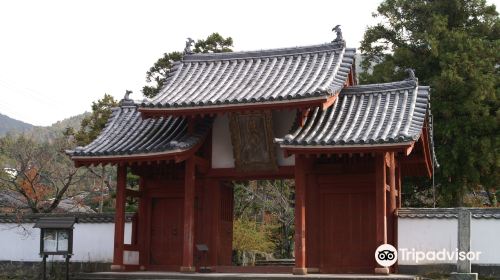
[211,111,296,168]
[0,222,131,262]
[397,218,457,264]
[211,115,235,168]
[471,218,500,264]
[272,110,296,166]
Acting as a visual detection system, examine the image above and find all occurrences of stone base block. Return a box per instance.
[450,272,478,280]
[374,267,390,274]
[292,267,308,275]
[307,267,320,273]
[180,266,196,273]
[110,264,124,271]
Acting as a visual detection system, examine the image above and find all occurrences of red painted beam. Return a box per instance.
[282,142,416,158]
[322,93,339,111]
[206,166,294,180]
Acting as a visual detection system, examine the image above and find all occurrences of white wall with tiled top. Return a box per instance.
[0,222,131,262]
[398,215,500,265]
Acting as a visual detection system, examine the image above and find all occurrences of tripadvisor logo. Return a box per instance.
[375,244,398,267]
[375,244,482,267]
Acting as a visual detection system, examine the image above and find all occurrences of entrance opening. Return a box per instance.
[230,179,295,270]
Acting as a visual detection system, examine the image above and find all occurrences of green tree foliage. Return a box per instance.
[360,0,499,206]
[66,94,118,146]
[63,94,119,213]
[142,52,183,99]
[193,32,233,53]
[233,180,295,259]
[233,218,275,266]
[142,32,233,98]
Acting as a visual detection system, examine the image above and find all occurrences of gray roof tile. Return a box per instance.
[67,101,212,158]
[141,41,355,109]
[33,217,76,229]
[0,213,134,224]
[398,208,500,219]
[277,79,430,147]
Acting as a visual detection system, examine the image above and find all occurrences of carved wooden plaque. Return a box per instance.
[229,111,278,172]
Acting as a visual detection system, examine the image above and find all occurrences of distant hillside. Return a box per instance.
[0,112,89,142]
[0,113,34,136]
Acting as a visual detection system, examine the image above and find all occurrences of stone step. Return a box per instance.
[75,272,420,280]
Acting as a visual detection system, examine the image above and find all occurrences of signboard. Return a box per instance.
[229,111,278,172]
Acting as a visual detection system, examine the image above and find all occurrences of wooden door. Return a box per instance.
[218,183,233,265]
[149,197,184,267]
[319,174,376,273]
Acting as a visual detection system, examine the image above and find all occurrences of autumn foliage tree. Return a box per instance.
[0,135,88,213]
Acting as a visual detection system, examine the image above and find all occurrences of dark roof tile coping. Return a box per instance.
[397,208,500,219]
[33,217,76,229]
[0,213,135,224]
[183,41,350,62]
[341,80,418,94]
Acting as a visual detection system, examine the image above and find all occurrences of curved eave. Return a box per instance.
[400,121,434,178]
[280,141,416,157]
[71,140,203,167]
[139,95,333,117]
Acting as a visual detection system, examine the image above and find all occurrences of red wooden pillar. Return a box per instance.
[138,177,147,270]
[111,164,126,271]
[388,153,397,247]
[389,153,397,217]
[392,154,400,273]
[181,158,196,273]
[396,159,402,208]
[293,155,307,275]
[388,152,398,273]
[375,153,388,274]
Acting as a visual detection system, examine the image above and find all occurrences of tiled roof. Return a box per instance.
[34,217,76,229]
[141,41,355,109]
[0,213,134,224]
[277,79,429,147]
[67,100,212,158]
[397,208,500,219]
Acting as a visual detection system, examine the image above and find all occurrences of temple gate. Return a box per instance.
[68,30,435,275]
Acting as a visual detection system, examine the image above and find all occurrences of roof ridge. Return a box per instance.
[341,79,418,94]
[183,41,347,62]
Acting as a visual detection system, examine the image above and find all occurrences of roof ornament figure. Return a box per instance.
[405,68,416,80]
[184,37,195,54]
[332,25,343,42]
[124,90,132,100]
[120,90,135,106]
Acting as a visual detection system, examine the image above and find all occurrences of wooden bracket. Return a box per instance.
[194,156,209,174]
[322,93,339,110]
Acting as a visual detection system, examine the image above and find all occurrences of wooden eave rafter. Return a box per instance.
[401,125,433,178]
[280,141,416,157]
[139,93,340,118]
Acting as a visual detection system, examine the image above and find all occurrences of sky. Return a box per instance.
[0,0,497,126]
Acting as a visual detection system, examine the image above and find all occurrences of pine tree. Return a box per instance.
[360,0,499,206]
[142,32,233,98]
